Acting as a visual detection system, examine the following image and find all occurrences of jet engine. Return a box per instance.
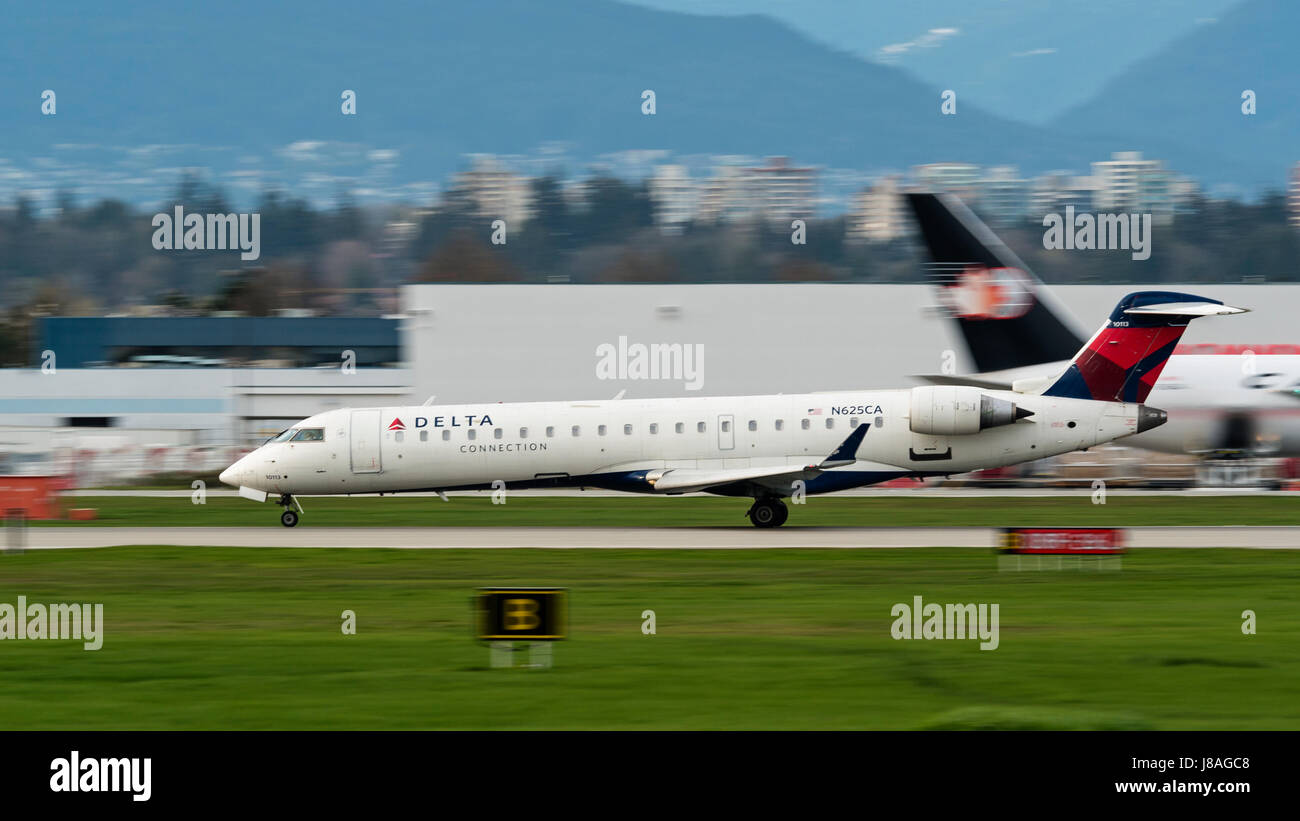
[909,385,1032,436]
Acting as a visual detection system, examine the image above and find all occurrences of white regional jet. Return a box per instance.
[220,292,1240,527]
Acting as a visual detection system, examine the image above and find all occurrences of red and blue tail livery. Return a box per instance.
[1042,292,1247,403]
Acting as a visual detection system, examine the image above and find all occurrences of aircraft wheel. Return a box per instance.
[772,501,789,527]
[748,498,787,528]
[280,509,299,528]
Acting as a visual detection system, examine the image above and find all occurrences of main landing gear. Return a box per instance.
[277,493,302,527]
[746,497,788,528]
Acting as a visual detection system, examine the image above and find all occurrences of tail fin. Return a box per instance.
[905,192,1086,371]
[1042,292,1247,402]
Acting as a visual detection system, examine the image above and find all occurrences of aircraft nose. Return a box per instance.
[219,457,246,488]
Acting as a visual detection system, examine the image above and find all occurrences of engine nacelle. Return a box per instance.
[909,385,1029,435]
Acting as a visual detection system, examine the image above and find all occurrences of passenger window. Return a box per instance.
[874,416,883,428]
[572,425,581,437]
[697,422,706,433]
[598,425,607,436]
[775,419,784,431]
[801,419,810,430]
[520,427,528,438]
[419,430,428,442]
[649,423,659,435]
[850,417,859,428]
[825,418,834,429]
[494,428,503,440]
[721,421,730,433]
[395,431,405,443]
[624,424,633,435]
[748,420,757,432]
[546,426,555,438]
[467,429,476,440]
[442,430,451,441]
[675,423,684,434]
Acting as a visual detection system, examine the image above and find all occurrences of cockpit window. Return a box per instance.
[266,428,297,444]
[291,428,325,442]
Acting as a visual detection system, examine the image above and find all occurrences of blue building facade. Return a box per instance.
[34,317,401,369]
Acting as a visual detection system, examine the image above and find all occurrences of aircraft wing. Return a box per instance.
[913,360,1072,392]
[647,424,871,494]
[912,373,1015,390]
[649,463,825,493]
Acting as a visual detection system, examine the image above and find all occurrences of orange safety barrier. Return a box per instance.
[0,476,66,520]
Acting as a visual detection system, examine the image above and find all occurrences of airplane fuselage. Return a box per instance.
[221,387,1151,499]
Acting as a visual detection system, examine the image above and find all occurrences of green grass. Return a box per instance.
[46,493,1300,527]
[0,546,1296,729]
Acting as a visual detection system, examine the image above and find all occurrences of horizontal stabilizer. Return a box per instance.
[1124,302,1248,318]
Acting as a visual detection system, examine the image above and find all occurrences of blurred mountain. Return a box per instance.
[0,0,1278,206]
[1051,0,1298,196]
[630,0,1241,124]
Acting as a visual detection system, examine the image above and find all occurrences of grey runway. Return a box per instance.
[63,488,1300,498]
[16,526,1300,550]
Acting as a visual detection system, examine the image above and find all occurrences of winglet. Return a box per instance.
[820,424,870,469]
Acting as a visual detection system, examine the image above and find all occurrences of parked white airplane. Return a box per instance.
[908,192,1300,457]
[220,292,1239,527]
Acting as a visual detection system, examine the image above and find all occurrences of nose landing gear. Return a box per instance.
[746,497,788,528]
[277,494,302,527]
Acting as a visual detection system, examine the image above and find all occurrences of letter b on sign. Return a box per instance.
[477,588,568,641]
[504,599,540,631]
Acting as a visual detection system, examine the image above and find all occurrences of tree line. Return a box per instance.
[0,172,1295,347]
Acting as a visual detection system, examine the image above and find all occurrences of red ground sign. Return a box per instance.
[999,527,1126,555]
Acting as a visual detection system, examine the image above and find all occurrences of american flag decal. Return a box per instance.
[807,408,823,415]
